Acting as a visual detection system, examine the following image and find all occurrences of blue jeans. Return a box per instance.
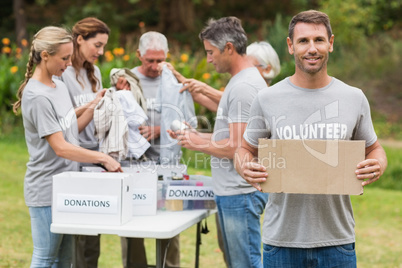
[29,206,73,268]
[216,191,268,268]
[263,243,356,268]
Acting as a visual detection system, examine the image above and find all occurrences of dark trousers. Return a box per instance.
[121,236,180,268]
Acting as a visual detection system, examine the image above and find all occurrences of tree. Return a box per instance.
[13,0,27,47]
[157,0,195,33]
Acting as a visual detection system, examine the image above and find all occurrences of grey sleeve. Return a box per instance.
[227,82,258,123]
[243,97,270,147]
[353,92,377,147]
[32,96,62,138]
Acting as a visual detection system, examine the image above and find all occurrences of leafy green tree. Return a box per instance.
[319,0,401,47]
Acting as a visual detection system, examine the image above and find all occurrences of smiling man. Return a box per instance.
[235,10,387,268]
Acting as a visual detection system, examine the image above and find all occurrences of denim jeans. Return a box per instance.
[29,206,73,268]
[263,243,356,268]
[215,191,268,268]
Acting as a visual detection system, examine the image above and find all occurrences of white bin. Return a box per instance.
[52,172,134,226]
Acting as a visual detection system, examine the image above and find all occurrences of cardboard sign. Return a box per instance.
[258,139,365,195]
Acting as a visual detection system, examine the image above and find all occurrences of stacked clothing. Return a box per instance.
[94,68,150,161]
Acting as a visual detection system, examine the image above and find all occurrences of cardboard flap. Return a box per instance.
[258,139,365,195]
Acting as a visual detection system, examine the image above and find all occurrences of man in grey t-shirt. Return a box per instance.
[170,17,268,268]
[235,10,387,268]
[115,31,180,268]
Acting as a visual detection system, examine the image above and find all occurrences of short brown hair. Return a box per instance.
[288,10,332,41]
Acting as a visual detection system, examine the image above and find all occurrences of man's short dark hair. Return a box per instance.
[199,16,248,55]
[289,10,332,41]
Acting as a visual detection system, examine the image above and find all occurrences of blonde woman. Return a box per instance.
[13,26,121,268]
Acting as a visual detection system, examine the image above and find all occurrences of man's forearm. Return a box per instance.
[366,144,388,175]
[188,136,236,159]
[234,146,256,175]
[202,85,223,104]
[192,93,218,112]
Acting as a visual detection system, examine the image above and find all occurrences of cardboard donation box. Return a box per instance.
[82,166,158,216]
[122,163,187,180]
[121,165,188,212]
[258,139,365,195]
[129,172,157,216]
[81,165,216,212]
[52,172,133,226]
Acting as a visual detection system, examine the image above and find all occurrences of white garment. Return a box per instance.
[109,68,147,112]
[155,65,197,164]
[115,90,150,159]
[94,88,128,161]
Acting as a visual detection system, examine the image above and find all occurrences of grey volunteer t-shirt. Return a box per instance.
[212,67,267,196]
[244,77,377,248]
[61,65,102,149]
[21,79,79,207]
[132,67,161,161]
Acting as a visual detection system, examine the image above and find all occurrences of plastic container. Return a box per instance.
[162,175,216,211]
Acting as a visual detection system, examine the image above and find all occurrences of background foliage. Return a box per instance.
[1,0,401,139]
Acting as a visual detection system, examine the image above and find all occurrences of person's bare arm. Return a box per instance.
[355,140,387,186]
[170,122,246,159]
[180,78,223,106]
[46,131,122,172]
[75,89,106,133]
[162,62,222,112]
[139,125,161,142]
[234,139,268,191]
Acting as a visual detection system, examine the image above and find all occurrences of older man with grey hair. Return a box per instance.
[116,31,180,268]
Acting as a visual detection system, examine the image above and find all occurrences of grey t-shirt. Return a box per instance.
[61,65,102,149]
[21,79,79,207]
[244,77,377,248]
[132,67,161,161]
[212,67,267,196]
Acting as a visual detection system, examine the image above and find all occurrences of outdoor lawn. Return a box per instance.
[0,135,401,268]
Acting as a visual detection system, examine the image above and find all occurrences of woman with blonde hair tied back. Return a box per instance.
[13,26,122,268]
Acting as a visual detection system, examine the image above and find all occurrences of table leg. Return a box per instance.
[195,222,201,268]
[156,239,162,268]
[127,238,132,268]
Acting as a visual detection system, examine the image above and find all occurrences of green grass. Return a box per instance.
[352,189,402,267]
[0,137,401,267]
[376,146,402,191]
